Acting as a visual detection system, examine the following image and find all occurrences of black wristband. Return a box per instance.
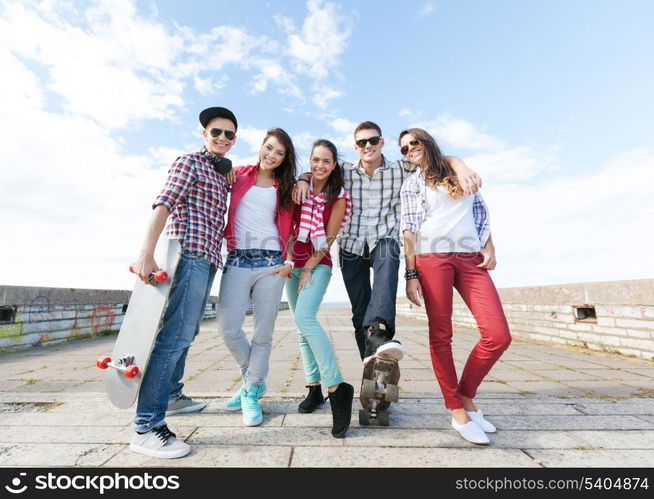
[296,177,310,184]
[404,269,419,280]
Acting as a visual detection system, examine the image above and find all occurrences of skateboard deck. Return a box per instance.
[358,354,400,426]
[98,239,181,409]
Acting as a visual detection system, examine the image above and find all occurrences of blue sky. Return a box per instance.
[1,0,653,302]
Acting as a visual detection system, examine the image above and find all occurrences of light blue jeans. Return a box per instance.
[217,249,286,388]
[135,252,216,432]
[285,265,343,388]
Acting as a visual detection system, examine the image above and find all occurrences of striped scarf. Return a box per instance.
[297,181,352,251]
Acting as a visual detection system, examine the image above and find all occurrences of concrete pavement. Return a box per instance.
[1,308,653,467]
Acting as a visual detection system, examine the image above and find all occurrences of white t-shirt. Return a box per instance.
[416,185,481,254]
[234,186,281,251]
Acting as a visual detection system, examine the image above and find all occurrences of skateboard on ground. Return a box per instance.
[358,354,400,426]
[96,239,181,409]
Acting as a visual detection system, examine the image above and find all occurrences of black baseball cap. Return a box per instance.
[199,107,238,130]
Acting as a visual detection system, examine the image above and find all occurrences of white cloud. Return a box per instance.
[414,115,505,151]
[329,118,357,134]
[194,75,227,96]
[0,1,186,129]
[147,146,187,170]
[0,0,344,131]
[280,0,353,106]
[484,148,654,287]
[312,84,344,109]
[234,126,269,154]
[398,108,415,119]
[464,147,554,182]
[286,0,352,79]
[419,2,436,16]
[249,58,303,98]
[403,113,550,182]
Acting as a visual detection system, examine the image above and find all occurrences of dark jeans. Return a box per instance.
[339,238,400,359]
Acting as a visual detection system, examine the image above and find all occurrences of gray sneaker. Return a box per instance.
[130,425,190,459]
[166,394,206,416]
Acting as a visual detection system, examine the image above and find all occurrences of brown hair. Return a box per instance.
[311,139,344,204]
[354,121,382,138]
[399,128,463,199]
[262,128,297,208]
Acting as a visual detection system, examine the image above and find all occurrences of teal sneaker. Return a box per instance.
[225,382,267,412]
[241,384,263,426]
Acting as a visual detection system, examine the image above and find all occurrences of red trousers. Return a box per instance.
[416,253,511,409]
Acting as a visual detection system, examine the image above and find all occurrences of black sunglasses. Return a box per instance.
[209,128,236,141]
[400,139,421,156]
[355,136,382,148]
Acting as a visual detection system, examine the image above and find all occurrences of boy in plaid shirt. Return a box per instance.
[129,107,237,459]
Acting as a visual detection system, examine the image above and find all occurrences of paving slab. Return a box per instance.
[289,446,539,468]
[188,426,343,447]
[574,400,654,415]
[504,381,584,397]
[570,430,654,449]
[0,426,196,444]
[526,449,654,468]
[102,445,292,468]
[0,412,133,427]
[0,443,124,467]
[489,415,654,431]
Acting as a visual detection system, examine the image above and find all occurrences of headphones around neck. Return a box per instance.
[202,147,233,175]
[210,156,233,175]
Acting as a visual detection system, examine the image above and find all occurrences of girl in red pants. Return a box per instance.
[399,128,511,445]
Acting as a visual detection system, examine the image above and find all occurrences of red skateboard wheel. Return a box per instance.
[96,356,111,369]
[152,270,168,283]
[129,266,167,284]
[124,366,139,378]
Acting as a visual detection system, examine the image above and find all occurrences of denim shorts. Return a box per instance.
[225,249,283,269]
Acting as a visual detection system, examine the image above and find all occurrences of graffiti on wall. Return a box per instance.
[1,295,122,349]
[90,303,117,332]
[0,320,24,343]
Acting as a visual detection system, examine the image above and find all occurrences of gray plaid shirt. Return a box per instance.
[338,156,417,255]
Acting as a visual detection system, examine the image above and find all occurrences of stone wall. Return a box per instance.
[0,285,219,353]
[396,278,654,362]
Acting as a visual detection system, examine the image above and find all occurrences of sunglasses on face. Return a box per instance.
[208,128,236,141]
[355,136,382,148]
[400,139,421,157]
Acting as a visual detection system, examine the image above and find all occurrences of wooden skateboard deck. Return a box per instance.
[98,239,181,409]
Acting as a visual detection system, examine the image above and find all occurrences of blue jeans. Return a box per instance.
[225,248,283,268]
[339,238,400,359]
[286,265,343,388]
[135,252,216,432]
[218,249,285,387]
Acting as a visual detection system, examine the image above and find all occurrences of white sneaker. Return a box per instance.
[466,409,497,433]
[376,340,405,362]
[451,417,490,445]
[130,425,190,459]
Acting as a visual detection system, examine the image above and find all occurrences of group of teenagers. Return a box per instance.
[129,106,512,459]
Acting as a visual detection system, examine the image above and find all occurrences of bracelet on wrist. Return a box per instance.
[296,177,310,184]
[404,269,419,280]
[284,260,294,268]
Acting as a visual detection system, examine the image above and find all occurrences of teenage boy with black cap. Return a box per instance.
[129,106,237,459]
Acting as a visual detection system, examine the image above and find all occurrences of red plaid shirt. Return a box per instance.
[153,150,230,268]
